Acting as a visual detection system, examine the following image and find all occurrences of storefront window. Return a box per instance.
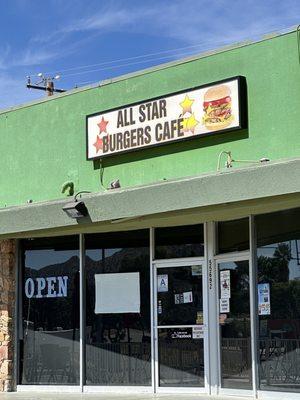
[20,236,79,385]
[155,224,204,259]
[218,261,252,389]
[217,218,249,254]
[85,230,151,386]
[256,208,300,393]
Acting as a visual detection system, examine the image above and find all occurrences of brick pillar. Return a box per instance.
[0,240,16,391]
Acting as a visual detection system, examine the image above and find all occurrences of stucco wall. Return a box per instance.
[0,31,299,208]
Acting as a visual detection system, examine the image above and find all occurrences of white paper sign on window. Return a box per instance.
[220,298,230,313]
[157,274,168,292]
[192,325,204,339]
[220,270,231,299]
[94,272,140,314]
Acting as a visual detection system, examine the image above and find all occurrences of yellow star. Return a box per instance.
[182,118,189,132]
[180,94,194,115]
[186,113,199,133]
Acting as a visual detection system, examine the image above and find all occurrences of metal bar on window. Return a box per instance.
[206,221,217,395]
[214,250,250,261]
[79,234,86,391]
[149,227,155,392]
[14,239,20,387]
[249,215,258,396]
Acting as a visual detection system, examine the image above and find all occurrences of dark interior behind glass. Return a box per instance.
[20,236,79,385]
[85,230,151,386]
[218,261,252,390]
[155,224,204,259]
[217,218,249,254]
[256,208,300,393]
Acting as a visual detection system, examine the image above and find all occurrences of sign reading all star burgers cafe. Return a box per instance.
[86,76,246,159]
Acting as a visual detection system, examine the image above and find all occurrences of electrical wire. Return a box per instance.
[62,47,217,78]
[43,42,218,75]
[40,23,298,76]
[100,160,106,190]
[74,190,92,201]
[26,24,296,90]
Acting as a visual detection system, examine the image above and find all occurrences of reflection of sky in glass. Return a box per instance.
[86,248,122,261]
[26,250,78,270]
[218,261,249,286]
[258,240,300,280]
[218,262,238,270]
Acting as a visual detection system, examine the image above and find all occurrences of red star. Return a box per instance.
[97,116,109,134]
[93,135,103,153]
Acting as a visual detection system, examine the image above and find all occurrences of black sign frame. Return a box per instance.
[86,75,247,160]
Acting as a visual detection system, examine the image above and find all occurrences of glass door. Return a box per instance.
[217,259,253,394]
[154,261,208,392]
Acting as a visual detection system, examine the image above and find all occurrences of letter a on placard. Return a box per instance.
[157,274,168,292]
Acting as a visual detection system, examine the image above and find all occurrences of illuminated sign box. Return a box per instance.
[86,76,247,159]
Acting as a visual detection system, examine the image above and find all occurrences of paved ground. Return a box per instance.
[0,393,251,400]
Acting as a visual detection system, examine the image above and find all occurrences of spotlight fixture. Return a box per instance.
[62,201,88,219]
[110,179,121,189]
[259,158,270,163]
[217,151,270,171]
[217,151,233,171]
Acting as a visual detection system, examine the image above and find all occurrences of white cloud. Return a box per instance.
[0,44,11,70]
[64,8,144,32]
[31,4,157,45]
[11,48,59,67]
[0,44,59,70]
[1,0,300,109]
[30,0,300,54]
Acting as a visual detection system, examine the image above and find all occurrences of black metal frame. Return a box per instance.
[85,75,248,160]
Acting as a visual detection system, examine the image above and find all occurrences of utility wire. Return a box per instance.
[32,24,295,79]
[26,24,296,89]
[42,41,227,76]
[62,47,219,78]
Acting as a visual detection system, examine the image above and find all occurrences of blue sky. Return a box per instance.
[0,0,299,110]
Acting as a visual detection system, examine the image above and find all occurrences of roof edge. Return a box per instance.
[0,25,298,116]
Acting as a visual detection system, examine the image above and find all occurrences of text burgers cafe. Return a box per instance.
[0,29,299,399]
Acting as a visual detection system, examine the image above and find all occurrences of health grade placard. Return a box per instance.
[87,77,244,159]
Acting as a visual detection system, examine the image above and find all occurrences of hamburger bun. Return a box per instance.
[205,118,233,131]
[204,84,231,102]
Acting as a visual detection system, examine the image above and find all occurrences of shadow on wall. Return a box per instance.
[92,76,249,171]
[93,128,249,170]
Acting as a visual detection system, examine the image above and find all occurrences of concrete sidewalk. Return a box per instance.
[0,393,251,400]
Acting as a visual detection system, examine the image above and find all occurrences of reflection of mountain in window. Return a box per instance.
[256,208,300,392]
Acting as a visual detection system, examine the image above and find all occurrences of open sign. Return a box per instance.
[24,276,69,299]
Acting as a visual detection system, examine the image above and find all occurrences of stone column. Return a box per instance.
[0,240,16,391]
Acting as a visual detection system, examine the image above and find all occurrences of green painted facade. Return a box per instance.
[1,30,299,209]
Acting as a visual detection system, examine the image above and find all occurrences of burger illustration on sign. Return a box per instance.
[202,84,234,131]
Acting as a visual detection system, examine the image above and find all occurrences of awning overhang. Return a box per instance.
[0,158,299,239]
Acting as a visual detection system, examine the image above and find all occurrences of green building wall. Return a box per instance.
[0,30,299,209]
